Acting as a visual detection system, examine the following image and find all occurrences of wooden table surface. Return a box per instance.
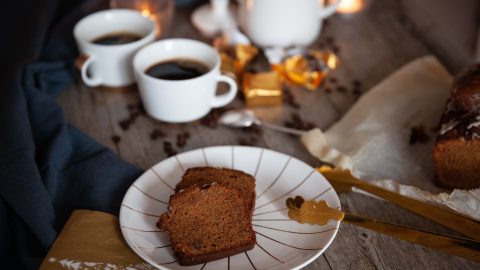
[59,0,480,269]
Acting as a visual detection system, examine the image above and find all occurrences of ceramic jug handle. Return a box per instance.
[319,0,342,19]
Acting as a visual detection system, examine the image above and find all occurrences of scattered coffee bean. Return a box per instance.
[119,119,133,131]
[238,137,258,146]
[284,112,316,131]
[127,104,137,112]
[150,128,166,140]
[120,102,145,131]
[283,89,300,109]
[328,77,338,84]
[325,87,332,93]
[242,124,263,136]
[137,102,146,114]
[111,135,121,145]
[352,88,362,98]
[336,86,347,93]
[163,141,177,157]
[409,126,431,145]
[331,45,340,54]
[238,138,249,146]
[200,108,229,128]
[176,132,190,148]
[326,36,335,44]
[353,80,362,88]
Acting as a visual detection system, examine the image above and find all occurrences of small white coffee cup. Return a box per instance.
[133,39,238,123]
[74,9,156,87]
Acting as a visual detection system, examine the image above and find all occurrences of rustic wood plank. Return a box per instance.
[334,193,480,270]
[57,1,480,269]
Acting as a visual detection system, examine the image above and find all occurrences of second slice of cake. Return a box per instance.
[176,167,256,211]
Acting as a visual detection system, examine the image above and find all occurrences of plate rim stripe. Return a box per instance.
[121,226,162,233]
[175,155,185,173]
[256,242,285,264]
[136,244,171,249]
[256,156,292,199]
[150,168,175,191]
[231,146,234,169]
[245,251,258,270]
[253,224,338,235]
[255,231,323,250]
[201,148,209,166]
[121,204,161,217]
[132,184,168,205]
[158,259,178,265]
[255,168,315,210]
[253,148,264,178]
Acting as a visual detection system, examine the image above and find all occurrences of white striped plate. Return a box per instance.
[119,146,341,270]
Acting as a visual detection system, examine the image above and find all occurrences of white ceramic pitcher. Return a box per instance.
[237,0,342,48]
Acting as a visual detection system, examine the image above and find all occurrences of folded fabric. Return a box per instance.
[0,0,143,269]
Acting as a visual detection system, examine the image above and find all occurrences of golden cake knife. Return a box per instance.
[344,213,480,262]
[318,167,480,241]
[286,196,480,262]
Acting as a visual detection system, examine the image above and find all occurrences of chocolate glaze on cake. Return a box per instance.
[437,99,480,141]
[433,64,480,189]
[451,64,480,113]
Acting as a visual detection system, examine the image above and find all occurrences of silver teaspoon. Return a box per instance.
[219,109,307,136]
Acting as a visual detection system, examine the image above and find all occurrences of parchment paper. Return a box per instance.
[301,56,480,220]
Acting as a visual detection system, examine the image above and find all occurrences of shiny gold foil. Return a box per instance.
[243,72,283,107]
[213,36,258,80]
[273,50,339,91]
[286,196,344,225]
[219,52,237,79]
[235,44,258,76]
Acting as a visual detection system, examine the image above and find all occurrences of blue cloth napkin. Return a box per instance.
[0,0,162,268]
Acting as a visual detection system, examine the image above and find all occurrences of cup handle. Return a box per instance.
[319,0,342,19]
[75,54,103,87]
[211,74,238,108]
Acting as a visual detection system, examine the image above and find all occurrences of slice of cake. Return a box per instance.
[157,184,256,265]
[175,167,256,211]
[433,64,480,189]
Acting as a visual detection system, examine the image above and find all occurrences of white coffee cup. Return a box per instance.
[133,39,238,123]
[74,9,156,87]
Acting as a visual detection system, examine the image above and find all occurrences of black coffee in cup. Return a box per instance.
[145,59,210,80]
[92,32,143,45]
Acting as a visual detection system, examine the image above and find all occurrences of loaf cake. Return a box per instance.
[175,167,256,211]
[157,184,256,265]
[433,64,480,189]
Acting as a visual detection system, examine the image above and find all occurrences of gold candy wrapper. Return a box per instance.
[214,36,258,79]
[243,72,283,107]
[273,50,339,91]
[219,52,237,78]
[235,44,258,74]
